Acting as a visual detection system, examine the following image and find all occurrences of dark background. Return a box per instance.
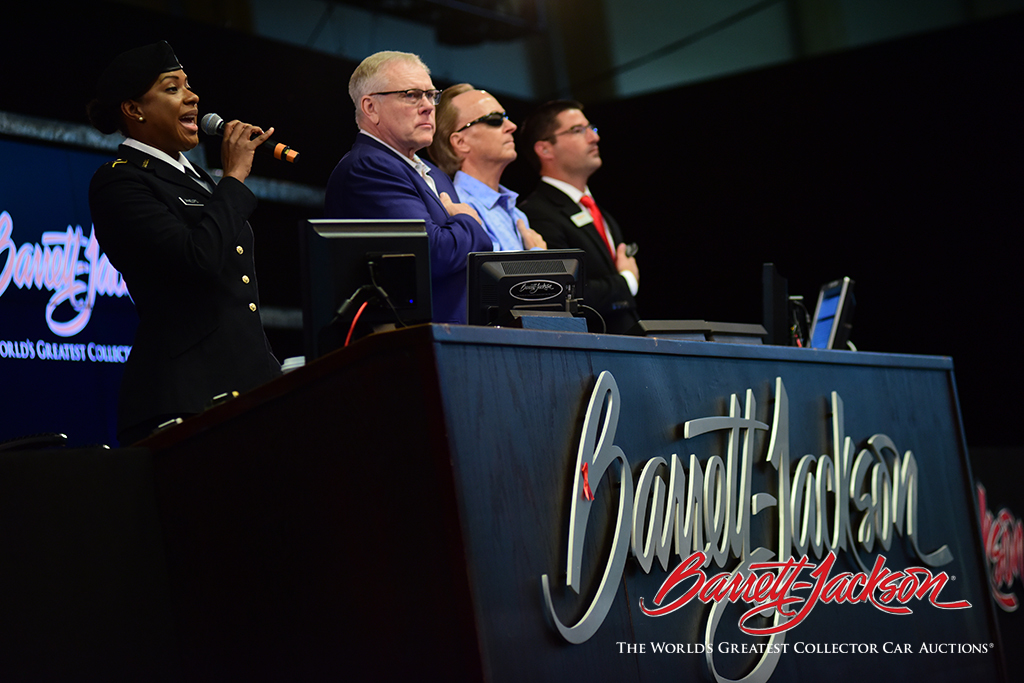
[5,3,1022,447]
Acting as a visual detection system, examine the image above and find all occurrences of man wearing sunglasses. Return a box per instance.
[427,84,546,252]
[519,100,640,334]
[325,52,492,325]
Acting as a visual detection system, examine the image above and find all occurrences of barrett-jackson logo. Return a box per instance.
[978,483,1023,612]
[510,280,563,302]
[541,372,970,683]
[0,210,129,337]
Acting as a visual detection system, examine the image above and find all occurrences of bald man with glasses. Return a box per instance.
[519,100,640,334]
[427,83,546,253]
[325,52,492,325]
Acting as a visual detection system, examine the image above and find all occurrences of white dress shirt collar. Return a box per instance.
[541,176,591,206]
[122,138,204,178]
[359,130,437,195]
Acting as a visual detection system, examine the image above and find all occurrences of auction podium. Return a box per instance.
[141,325,1004,682]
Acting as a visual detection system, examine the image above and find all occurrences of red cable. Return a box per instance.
[345,301,370,347]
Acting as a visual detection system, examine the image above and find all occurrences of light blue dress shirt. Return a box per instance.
[453,170,528,252]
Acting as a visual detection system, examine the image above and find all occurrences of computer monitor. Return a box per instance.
[466,249,585,327]
[762,263,790,346]
[299,219,431,360]
[808,277,855,350]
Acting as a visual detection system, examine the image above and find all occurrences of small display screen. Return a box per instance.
[809,278,853,350]
[810,290,841,349]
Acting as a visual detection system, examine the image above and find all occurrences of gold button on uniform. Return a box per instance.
[236,246,244,254]
[242,275,250,284]
[249,303,257,312]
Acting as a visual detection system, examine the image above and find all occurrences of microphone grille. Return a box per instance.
[200,113,224,136]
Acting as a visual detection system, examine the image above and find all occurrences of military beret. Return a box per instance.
[95,40,183,107]
[87,40,183,135]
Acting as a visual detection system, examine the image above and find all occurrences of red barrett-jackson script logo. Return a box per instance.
[541,372,969,683]
[640,551,968,634]
[978,483,1024,611]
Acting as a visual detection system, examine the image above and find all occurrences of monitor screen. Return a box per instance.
[299,219,430,360]
[809,277,855,350]
[466,249,585,327]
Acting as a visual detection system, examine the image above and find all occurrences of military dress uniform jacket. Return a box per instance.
[89,144,280,442]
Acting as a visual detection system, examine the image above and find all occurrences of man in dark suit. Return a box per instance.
[519,101,639,334]
[325,51,492,325]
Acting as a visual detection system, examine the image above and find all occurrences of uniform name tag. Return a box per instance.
[179,197,204,207]
[570,210,593,227]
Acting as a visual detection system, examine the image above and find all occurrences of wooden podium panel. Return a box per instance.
[0,448,181,681]
[145,328,482,681]
[144,325,1005,682]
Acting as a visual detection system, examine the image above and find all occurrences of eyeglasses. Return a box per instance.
[455,111,509,132]
[371,88,443,106]
[550,124,598,140]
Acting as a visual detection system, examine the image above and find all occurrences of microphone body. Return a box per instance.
[200,113,299,163]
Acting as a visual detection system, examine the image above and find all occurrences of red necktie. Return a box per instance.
[579,195,615,258]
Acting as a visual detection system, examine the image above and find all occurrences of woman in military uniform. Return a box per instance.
[87,41,281,444]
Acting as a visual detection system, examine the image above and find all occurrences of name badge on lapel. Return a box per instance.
[570,210,593,227]
[179,197,204,207]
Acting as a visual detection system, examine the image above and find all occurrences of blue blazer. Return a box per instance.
[325,134,493,324]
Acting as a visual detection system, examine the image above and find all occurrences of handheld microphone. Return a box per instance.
[200,113,299,163]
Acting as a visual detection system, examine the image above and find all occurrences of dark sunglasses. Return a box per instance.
[455,111,508,132]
